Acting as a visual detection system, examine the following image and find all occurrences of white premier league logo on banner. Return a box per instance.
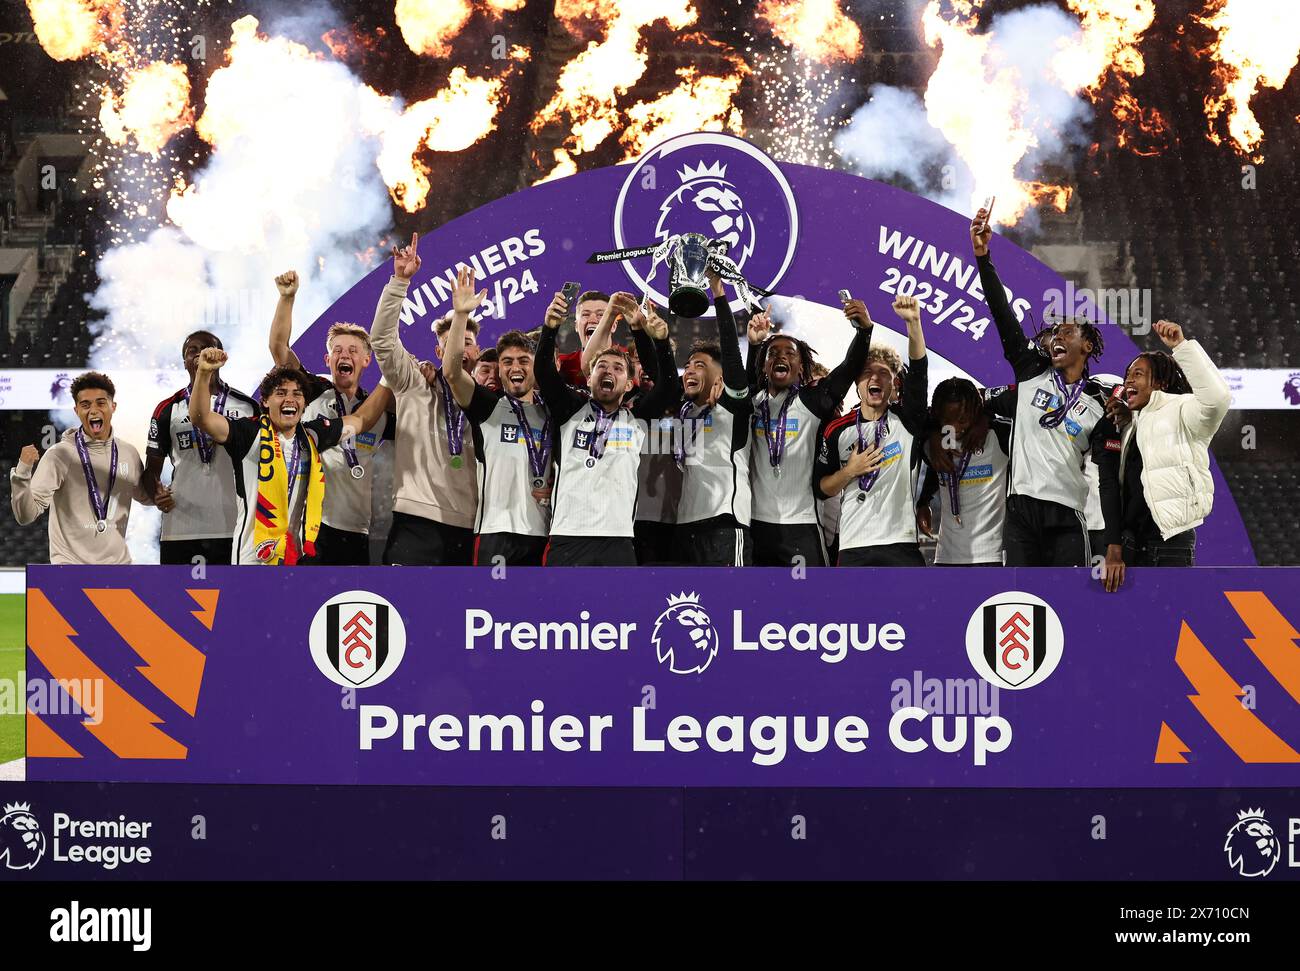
[1224,808,1281,878]
[612,132,799,315]
[310,591,407,688]
[653,592,720,676]
[965,591,1064,690]
[0,802,46,871]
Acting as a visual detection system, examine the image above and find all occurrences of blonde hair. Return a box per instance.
[866,346,903,377]
[326,322,372,352]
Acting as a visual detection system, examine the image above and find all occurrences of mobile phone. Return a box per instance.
[979,196,996,233]
[561,281,580,325]
[838,289,852,304]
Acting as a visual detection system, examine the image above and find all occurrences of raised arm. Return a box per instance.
[972,209,1042,378]
[189,349,232,444]
[536,293,588,425]
[709,273,748,395]
[631,304,682,419]
[1158,321,1232,440]
[893,294,930,435]
[268,270,305,369]
[369,233,423,396]
[11,444,64,525]
[744,309,770,394]
[579,298,620,378]
[442,266,486,409]
[806,299,873,418]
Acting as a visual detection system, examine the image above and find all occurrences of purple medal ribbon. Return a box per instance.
[757,386,799,476]
[182,381,229,464]
[937,448,974,523]
[280,430,303,510]
[506,392,553,482]
[1039,369,1086,430]
[74,427,117,530]
[436,371,466,458]
[334,387,363,474]
[674,399,710,468]
[854,409,890,493]
[587,401,621,462]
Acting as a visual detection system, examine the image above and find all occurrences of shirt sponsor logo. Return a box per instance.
[573,429,592,449]
[960,463,994,484]
[754,416,800,440]
[1030,389,1060,411]
[1064,417,1082,438]
[177,431,194,450]
[502,424,521,443]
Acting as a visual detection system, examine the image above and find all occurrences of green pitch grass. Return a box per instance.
[0,594,24,765]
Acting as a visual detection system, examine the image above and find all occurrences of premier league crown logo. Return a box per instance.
[604,132,799,318]
[1224,808,1280,878]
[652,591,720,676]
[0,803,46,871]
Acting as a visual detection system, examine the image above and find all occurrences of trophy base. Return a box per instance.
[669,285,710,319]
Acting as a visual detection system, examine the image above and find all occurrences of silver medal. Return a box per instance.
[96,519,107,533]
[351,465,365,480]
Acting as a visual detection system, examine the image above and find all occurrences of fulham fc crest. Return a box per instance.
[309,591,407,688]
[965,591,1064,691]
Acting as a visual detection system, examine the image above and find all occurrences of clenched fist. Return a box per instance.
[275,270,299,298]
[19,444,39,468]
[893,294,922,328]
[198,347,228,372]
[1153,320,1185,349]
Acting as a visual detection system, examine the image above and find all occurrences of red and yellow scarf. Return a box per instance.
[252,416,325,565]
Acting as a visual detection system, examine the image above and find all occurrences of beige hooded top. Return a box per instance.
[11,427,150,565]
[369,275,478,529]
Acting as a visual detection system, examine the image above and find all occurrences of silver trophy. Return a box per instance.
[668,232,713,318]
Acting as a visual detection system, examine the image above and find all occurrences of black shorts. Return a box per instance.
[633,520,682,565]
[751,521,827,568]
[307,523,371,566]
[678,518,752,567]
[544,535,637,567]
[838,543,925,567]
[160,537,233,566]
[382,511,473,566]
[1002,495,1089,567]
[474,532,547,566]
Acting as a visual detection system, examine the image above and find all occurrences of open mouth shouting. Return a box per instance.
[772,362,790,380]
[506,368,527,391]
[88,416,105,433]
[584,324,598,342]
[597,375,617,394]
[865,382,885,401]
[279,404,300,421]
[336,361,355,379]
[1050,339,1068,363]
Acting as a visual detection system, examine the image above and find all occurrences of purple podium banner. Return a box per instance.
[24,565,1300,788]
[293,132,1255,565]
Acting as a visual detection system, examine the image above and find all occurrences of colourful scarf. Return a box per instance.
[252,416,325,565]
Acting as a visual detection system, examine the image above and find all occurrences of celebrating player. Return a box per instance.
[748,296,873,566]
[473,348,501,393]
[1094,320,1230,590]
[970,207,1117,566]
[551,289,614,387]
[916,379,1011,566]
[268,270,396,565]
[535,289,680,566]
[816,295,929,566]
[144,330,258,566]
[675,271,754,566]
[13,372,166,564]
[440,266,554,566]
[188,349,382,565]
[369,234,481,565]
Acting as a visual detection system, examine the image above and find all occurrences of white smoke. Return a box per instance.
[86,11,396,562]
[835,3,1096,227]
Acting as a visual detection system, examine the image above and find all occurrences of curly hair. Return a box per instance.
[70,371,116,401]
[755,333,816,389]
[258,365,309,402]
[1032,315,1106,368]
[926,377,984,435]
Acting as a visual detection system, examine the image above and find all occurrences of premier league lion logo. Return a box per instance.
[652,592,719,676]
[1282,374,1300,405]
[0,803,46,871]
[655,161,756,268]
[1224,808,1280,878]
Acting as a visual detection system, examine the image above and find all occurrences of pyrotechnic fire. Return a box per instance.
[755,0,862,64]
[1058,0,1167,152]
[620,66,747,156]
[530,1,699,180]
[395,0,525,58]
[98,61,193,158]
[24,0,124,62]
[1197,0,1300,159]
[366,67,511,212]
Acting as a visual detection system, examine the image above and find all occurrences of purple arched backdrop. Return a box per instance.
[295,133,1255,565]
